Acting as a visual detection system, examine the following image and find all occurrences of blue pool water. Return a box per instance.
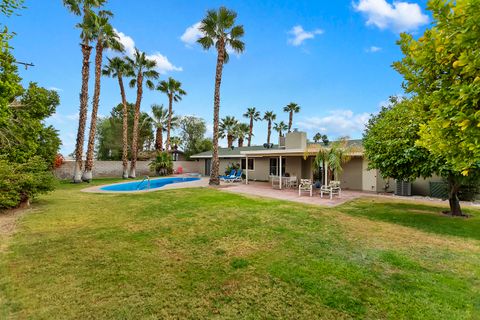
[100,177,200,192]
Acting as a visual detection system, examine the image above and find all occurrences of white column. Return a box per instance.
[245,155,249,184]
[279,155,282,190]
[324,160,328,186]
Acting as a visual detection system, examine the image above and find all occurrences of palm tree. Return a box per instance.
[126,48,159,178]
[169,136,182,150]
[313,132,322,143]
[83,10,124,182]
[243,107,261,146]
[312,137,356,186]
[219,116,239,148]
[102,57,133,179]
[197,6,245,185]
[283,102,301,132]
[150,104,179,152]
[156,77,186,151]
[273,121,288,141]
[263,111,276,145]
[63,0,106,183]
[234,123,250,147]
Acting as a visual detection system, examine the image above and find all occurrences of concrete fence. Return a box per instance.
[54,160,201,179]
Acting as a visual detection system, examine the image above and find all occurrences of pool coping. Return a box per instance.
[81,176,210,193]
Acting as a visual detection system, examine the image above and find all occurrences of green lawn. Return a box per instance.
[1,180,479,319]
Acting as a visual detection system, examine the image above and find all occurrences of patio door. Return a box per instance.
[205,159,211,176]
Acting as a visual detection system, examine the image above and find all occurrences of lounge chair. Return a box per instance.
[298,179,313,197]
[219,169,236,181]
[320,180,341,199]
[224,170,243,183]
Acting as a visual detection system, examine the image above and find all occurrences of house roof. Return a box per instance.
[190,139,365,159]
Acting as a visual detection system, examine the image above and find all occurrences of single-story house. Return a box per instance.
[191,131,446,195]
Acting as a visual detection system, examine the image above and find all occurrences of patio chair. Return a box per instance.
[320,180,342,199]
[298,179,313,197]
[289,176,298,189]
[224,170,243,183]
[219,169,236,181]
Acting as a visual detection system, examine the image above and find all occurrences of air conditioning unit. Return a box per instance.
[395,180,412,196]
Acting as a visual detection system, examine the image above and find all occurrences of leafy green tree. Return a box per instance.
[283,102,300,132]
[179,116,212,159]
[96,103,153,160]
[219,116,238,148]
[394,0,479,175]
[156,77,186,151]
[0,0,24,50]
[197,6,245,185]
[83,10,123,181]
[243,107,261,146]
[392,0,480,215]
[0,50,22,139]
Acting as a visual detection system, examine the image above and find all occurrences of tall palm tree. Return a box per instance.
[243,107,261,147]
[197,6,245,185]
[150,104,179,152]
[83,10,124,182]
[235,123,250,147]
[219,116,239,148]
[263,111,276,145]
[283,102,301,132]
[156,77,186,151]
[63,0,106,183]
[126,48,159,178]
[102,57,133,179]
[273,121,288,141]
[169,136,182,150]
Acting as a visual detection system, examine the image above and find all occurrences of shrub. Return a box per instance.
[149,152,173,176]
[224,162,240,175]
[0,156,56,210]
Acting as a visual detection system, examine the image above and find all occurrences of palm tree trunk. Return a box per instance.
[209,43,225,185]
[248,117,253,146]
[155,127,163,151]
[118,74,129,179]
[73,42,92,183]
[165,93,173,151]
[227,134,233,148]
[129,73,143,178]
[83,42,103,182]
[267,120,271,144]
[288,112,293,132]
[238,137,244,147]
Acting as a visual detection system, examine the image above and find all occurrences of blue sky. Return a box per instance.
[8,0,430,155]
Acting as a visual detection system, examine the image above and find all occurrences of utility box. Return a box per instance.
[395,180,412,196]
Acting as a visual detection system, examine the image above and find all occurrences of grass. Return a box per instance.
[1,179,479,319]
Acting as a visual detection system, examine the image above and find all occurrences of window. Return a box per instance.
[269,158,285,176]
[241,158,254,171]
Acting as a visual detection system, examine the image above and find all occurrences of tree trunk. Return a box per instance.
[129,73,143,178]
[165,93,173,151]
[73,42,92,183]
[447,175,463,216]
[227,134,234,148]
[83,42,103,182]
[288,112,293,132]
[267,120,271,144]
[248,117,253,146]
[118,74,129,179]
[209,42,225,185]
[238,137,244,147]
[155,127,163,151]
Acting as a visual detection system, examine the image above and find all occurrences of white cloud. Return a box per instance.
[48,87,63,92]
[113,29,182,74]
[354,0,429,32]
[296,110,370,138]
[288,25,324,46]
[180,22,203,47]
[366,46,382,53]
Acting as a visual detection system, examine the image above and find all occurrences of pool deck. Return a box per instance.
[81,176,210,193]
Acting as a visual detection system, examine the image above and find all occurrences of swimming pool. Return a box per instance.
[100,177,200,192]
